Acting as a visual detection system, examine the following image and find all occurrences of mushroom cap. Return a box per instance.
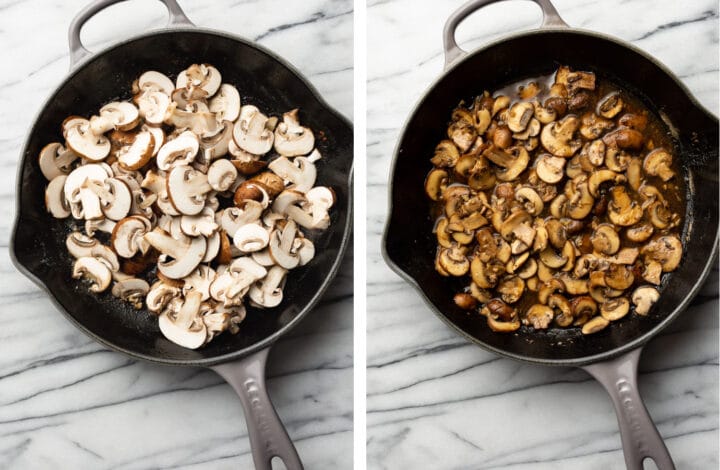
[176,64,222,97]
[111,215,152,258]
[144,228,207,279]
[117,130,155,171]
[156,131,199,170]
[233,223,271,253]
[111,278,150,308]
[101,178,133,221]
[233,105,274,155]
[166,165,211,215]
[248,265,287,308]
[39,142,77,181]
[137,90,171,125]
[45,175,70,218]
[209,84,241,122]
[90,101,140,134]
[72,256,112,292]
[207,159,237,192]
[65,119,111,161]
[273,109,315,157]
[158,291,207,349]
[136,70,174,95]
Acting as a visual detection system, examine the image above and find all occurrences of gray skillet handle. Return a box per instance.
[212,348,303,470]
[583,348,675,470]
[68,0,194,69]
[443,0,568,68]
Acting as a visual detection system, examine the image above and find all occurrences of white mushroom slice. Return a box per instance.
[203,231,221,263]
[136,71,174,96]
[111,278,150,309]
[164,107,219,137]
[85,218,116,236]
[45,175,70,218]
[209,84,241,122]
[65,119,111,161]
[176,64,222,97]
[142,125,165,156]
[117,130,155,171]
[273,109,314,157]
[233,224,270,253]
[207,159,237,192]
[144,227,207,279]
[72,257,112,292]
[146,281,181,313]
[137,90,172,125]
[39,143,78,180]
[220,202,263,236]
[209,272,239,305]
[200,121,234,161]
[306,186,335,228]
[140,169,166,194]
[158,290,207,349]
[233,105,274,155]
[156,131,199,170]
[111,216,152,258]
[90,102,140,134]
[202,308,232,342]
[273,190,327,230]
[296,238,315,266]
[64,164,109,220]
[156,190,180,216]
[252,249,276,267]
[183,265,216,301]
[166,165,212,215]
[267,156,317,193]
[180,208,218,237]
[66,232,99,258]
[268,220,300,269]
[248,265,287,308]
[99,178,132,221]
[91,244,120,272]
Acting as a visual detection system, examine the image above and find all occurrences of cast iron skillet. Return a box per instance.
[383,1,718,468]
[9,1,352,469]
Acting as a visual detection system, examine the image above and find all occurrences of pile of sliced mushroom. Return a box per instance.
[43,64,334,349]
[426,65,684,335]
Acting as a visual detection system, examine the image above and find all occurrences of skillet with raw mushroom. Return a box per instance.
[425,65,685,335]
[43,64,334,349]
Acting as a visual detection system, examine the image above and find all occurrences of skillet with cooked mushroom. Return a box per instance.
[425,65,685,336]
[43,64,334,350]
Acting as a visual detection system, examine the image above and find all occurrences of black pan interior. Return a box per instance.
[384,30,718,365]
[11,30,352,365]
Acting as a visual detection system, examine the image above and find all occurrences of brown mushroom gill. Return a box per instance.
[426,66,685,335]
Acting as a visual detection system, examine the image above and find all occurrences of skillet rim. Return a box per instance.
[382,26,719,367]
[10,25,354,367]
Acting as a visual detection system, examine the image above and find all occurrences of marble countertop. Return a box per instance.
[0,1,352,469]
[367,0,718,469]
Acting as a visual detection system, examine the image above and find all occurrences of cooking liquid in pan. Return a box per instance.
[429,69,686,332]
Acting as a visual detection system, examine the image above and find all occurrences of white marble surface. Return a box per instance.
[0,1,352,469]
[367,0,718,469]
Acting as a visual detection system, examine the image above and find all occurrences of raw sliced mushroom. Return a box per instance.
[73,257,112,292]
[117,130,155,170]
[233,105,274,155]
[144,228,207,279]
[208,84,241,122]
[112,216,152,258]
[39,143,78,181]
[274,109,315,156]
[248,265,287,307]
[166,164,212,215]
[158,290,207,349]
[112,278,150,309]
[64,118,111,161]
[176,64,222,97]
[156,131,199,170]
[136,90,171,125]
[631,286,660,315]
[90,101,140,134]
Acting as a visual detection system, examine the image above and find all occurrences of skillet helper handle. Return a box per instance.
[443,0,568,69]
[68,0,194,69]
[211,348,303,470]
[583,348,675,470]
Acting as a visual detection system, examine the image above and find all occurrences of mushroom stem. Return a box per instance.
[176,290,203,329]
[144,229,188,260]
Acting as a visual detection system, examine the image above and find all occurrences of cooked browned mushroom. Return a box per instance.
[631,286,660,315]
